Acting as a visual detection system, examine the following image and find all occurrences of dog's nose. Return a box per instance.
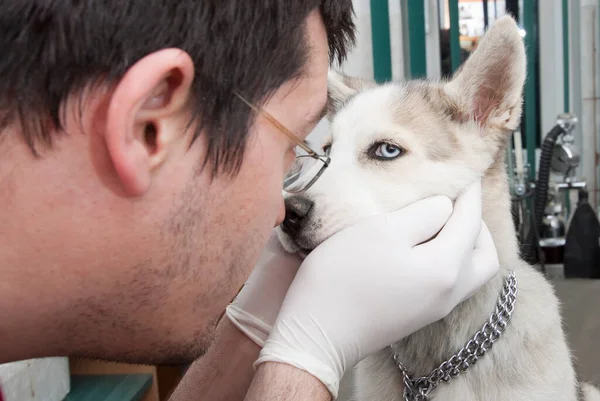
[282,196,314,233]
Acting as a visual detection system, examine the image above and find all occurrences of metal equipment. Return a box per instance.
[518,113,587,270]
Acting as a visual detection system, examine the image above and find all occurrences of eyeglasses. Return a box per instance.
[234,91,330,194]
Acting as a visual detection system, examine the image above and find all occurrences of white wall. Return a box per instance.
[538,0,565,137]
[0,358,69,401]
[426,0,442,80]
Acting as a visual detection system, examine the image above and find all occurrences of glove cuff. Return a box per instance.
[225,305,271,348]
[255,342,340,400]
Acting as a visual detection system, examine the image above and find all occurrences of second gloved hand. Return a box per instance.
[225,232,303,348]
[255,180,499,398]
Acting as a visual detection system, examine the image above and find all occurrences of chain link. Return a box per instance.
[393,270,518,401]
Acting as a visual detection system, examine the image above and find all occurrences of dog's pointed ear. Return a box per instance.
[444,16,526,131]
[328,69,377,116]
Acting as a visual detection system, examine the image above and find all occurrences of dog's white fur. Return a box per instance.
[277,16,600,400]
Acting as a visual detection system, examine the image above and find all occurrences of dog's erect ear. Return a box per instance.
[327,69,377,116]
[444,16,526,131]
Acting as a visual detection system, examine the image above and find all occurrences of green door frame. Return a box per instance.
[522,0,539,179]
[401,0,428,78]
[449,0,462,72]
[370,0,393,83]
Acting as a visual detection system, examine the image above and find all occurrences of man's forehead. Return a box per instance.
[271,10,328,136]
[302,10,329,94]
[285,66,328,135]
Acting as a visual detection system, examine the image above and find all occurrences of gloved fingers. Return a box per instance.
[233,250,301,299]
[230,232,303,318]
[225,304,271,347]
[248,230,303,281]
[265,230,282,249]
[456,222,500,303]
[387,195,452,247]
[456,179,483,217]
[430,179,483,256]
[475,221,496,253]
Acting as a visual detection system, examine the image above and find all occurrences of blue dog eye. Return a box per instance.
[374,143,404,159]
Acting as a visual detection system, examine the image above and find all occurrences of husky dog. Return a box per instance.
[277,16,600,401]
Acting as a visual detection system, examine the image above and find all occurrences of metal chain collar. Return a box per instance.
[393,270,518,401]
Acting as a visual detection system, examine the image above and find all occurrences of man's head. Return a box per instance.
[0,1,354,364]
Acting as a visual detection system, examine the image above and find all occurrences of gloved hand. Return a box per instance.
[255,179,499,399]
[225,232,303,347]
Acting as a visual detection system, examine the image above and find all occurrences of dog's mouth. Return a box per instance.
[278,222,319,257]
[297,247,314,259]
[286,237,315,259]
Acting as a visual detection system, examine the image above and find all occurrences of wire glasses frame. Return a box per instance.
[234,91,330,194]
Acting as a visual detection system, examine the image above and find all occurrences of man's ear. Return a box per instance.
[444,16,526,131]
[105,48,195,197]
[327,69,377,117]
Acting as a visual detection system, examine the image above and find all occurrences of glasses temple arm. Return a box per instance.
[234,91,318,157]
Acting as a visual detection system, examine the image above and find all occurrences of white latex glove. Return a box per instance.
[255,180,499,398]
[225,232,303,347]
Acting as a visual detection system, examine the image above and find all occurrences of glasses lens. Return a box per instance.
[284,148,325,194]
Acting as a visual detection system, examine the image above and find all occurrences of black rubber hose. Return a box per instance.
[522,124,565,264]
[534,125,565,232]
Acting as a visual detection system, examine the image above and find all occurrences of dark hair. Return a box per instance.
[0,1,355,175]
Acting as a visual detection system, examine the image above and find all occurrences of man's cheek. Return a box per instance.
[275,198,285,227]
[284,149,296,174]
[262,170,285,227]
